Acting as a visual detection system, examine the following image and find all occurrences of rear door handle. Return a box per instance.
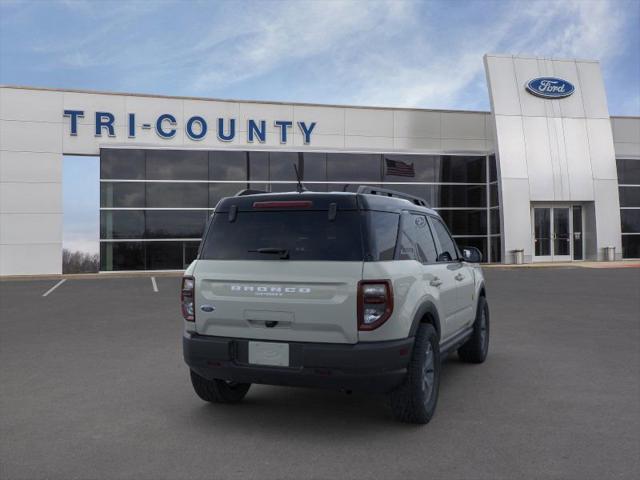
[430,277,443,287]
[454,273,465,281]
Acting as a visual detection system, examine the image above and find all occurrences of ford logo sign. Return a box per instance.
[526,77,575,99]
[200,305,215,312]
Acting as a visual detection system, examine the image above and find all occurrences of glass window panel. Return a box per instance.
[249,151,269,181]
[383,155,438,182]
[209,183,247,208]
[617,158,640,185]
[436,155,485,183]
[490,209,501,234]
[621,210,640,233]
[365,211,400,261]
[302,153,327,182]
[145,210,208,238]
[146,183,208,208]
[622,235,640,258]
[489,155,497,182]
[327,153,381,182]
[429,217,459,261]
[209,151,248,181]
[100,242,145,271]
[619,187,640,207]
[100,211,145,239]
[100,182,145,208]
[490,236,501,263]
[456,236,488,263]
[100,149,145,179]
[429,184,486,208]
[411,214,438,263]
[269,152,300,181]
[146,150,208,180]
[146,242,184,270]
[490,183,499,206]
[436,210,487,236]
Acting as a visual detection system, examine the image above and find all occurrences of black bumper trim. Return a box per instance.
[183,333,414,393]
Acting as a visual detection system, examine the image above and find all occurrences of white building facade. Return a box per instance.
[1,54,639,275]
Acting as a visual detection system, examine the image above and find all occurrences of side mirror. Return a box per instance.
[461,246,483,263]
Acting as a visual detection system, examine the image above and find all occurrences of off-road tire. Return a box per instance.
[458,296,490,364]
[190,370,251,404]
[389,323,440,424]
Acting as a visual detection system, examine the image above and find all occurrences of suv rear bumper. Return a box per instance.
[183,332,414,393]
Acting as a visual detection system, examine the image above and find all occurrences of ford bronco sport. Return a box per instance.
[182,186,489,424]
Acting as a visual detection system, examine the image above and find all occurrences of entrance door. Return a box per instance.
[532,206,583,262]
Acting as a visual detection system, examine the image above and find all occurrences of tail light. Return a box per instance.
[181,276,195,321]
[357,280,393,331]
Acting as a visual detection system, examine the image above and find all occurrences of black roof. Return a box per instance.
[214,189,438,216]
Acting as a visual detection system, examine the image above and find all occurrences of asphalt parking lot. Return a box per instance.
[1,267,639,480]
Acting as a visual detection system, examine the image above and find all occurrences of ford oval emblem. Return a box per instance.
[526,77,575,99]
[200,305,215,312]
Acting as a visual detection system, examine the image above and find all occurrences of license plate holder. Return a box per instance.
[248,341,290,367]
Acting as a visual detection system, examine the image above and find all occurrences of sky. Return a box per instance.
[1,0,639,253]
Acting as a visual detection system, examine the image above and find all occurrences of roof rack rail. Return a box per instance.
[235,189,268,196]
[356,185,430,208]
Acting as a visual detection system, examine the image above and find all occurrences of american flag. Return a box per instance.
[385,158,415,177]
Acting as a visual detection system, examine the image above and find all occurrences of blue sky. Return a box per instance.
[1,0,639,253]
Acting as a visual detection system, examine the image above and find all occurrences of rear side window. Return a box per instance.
[200,210,363,261]
[429,216,459,262]
[365,211,400,261]
[397,213,438,263]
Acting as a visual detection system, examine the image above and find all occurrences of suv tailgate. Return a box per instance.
[194,260,361,344]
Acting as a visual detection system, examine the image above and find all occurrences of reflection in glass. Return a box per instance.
[437,210,487,236]
[100,149,145,179]
[146,150,208,180]
[100,183,145,208]
[619,186,640,207]
[327,153,381,182]
[572,206,583,260]
[100,242,145,270]
[622,235,640,258]
[534,208,551,256]
[553,208,570,256]
[146,183,208,208]
[145,210,208,238]
[209,151,248,181]
[616,158,640,185]
[621,210,640,233]
[100,211,145,239]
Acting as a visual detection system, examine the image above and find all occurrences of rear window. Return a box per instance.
[200,210,364,261]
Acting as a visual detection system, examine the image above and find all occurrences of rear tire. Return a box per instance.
[458,296,490,364]
[189,370,251,404]
[389,324,440,424]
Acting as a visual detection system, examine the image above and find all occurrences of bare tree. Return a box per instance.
[62,249,99,274]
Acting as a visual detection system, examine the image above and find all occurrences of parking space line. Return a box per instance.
[151,276,158,292]
[42,279,66,297]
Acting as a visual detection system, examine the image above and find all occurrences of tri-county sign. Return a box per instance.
[63,110,317,144]
[525,77,575,99]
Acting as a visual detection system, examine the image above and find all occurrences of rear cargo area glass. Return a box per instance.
[201,211,363,261]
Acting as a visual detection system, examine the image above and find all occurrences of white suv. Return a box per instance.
[182,186,489,424]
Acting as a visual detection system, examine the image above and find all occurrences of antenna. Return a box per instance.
[293,163,306,193]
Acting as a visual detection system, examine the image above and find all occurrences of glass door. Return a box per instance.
[532,205,583,262]
[534,207,552,261]
[552,207,571,261]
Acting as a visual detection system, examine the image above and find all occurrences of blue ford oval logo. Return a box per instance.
[200,305,215,312]
[526,77,575,99]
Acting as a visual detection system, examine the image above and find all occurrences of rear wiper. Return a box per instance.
[248,247,290,259]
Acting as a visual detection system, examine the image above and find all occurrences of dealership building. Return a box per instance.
[1,53,639,275]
